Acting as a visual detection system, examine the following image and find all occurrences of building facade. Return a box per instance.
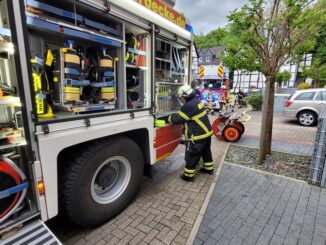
[192,43,199,80]
[233,54,313,91]
[198,46,226,66]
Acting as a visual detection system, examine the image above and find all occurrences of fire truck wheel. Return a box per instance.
[61,137,143,227]
[223,126,241,142]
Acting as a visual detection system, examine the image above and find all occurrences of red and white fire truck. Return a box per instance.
[0,0,193,243]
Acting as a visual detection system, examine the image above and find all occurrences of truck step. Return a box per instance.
[0,220,61,245]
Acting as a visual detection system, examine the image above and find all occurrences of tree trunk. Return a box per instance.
[258,76,276,164]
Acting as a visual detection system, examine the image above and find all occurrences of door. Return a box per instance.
[314,91,326,115]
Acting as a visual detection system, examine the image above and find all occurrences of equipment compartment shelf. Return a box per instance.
[156,82,183,86]
[0,138,27,151]
[155,57,171,63]
[126,64,148,70]
[0,97,21,107]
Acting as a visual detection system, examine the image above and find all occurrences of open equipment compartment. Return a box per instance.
[155,36,190,118]
[0,0,38,232]
[124,22,151,110]
[25,0,125,121]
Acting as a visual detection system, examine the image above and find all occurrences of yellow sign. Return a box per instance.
[136,0,186,29]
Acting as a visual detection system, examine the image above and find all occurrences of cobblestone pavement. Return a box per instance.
[47,138,228,245]
[195,163,326,245]
[233,111,316,156]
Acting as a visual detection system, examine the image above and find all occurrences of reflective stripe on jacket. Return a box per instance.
[168,95,213,141]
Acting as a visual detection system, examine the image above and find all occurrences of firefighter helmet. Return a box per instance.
[178,84,193,98]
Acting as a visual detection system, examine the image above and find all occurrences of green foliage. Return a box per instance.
[298,82,311,89]
[302,3,326,87]
[221,0,326,80]
[194,28,227,49]
[247,95,263,111]
[276,71,292,86]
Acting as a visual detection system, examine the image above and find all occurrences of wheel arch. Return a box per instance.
[296,108,318,119]
[57,128,151,187]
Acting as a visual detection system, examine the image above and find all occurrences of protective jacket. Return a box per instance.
[168,94,213,141]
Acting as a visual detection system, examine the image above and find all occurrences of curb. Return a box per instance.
[186,143,230,245]
[225,161,306,183]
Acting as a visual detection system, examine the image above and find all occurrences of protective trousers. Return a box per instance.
[184,137,214,178]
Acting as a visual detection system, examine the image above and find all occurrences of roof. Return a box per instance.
[198,46,226,57]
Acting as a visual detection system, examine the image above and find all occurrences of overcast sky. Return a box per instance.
[175,0,249,34]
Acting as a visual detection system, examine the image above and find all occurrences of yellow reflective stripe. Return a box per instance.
[204,166,214,170]
[32,73,42,91]
[184,168,196,174]
[177,111,190,121]
[204,162,214,167]
[191,130,213,141]
[168,115,172,123]
[193,118,209,134]
[198,102,204,109]
[184,172,195,177]
[191,110,207,120]
[184,123,189,140]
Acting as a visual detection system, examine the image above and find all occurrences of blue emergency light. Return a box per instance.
[201,93,208,100]
[212,94,219,101]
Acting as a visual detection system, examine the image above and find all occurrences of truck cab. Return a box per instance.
[0,0,193,242]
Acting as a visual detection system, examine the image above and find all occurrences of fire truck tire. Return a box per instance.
[60,137,143,227]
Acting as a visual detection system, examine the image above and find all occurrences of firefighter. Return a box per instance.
[167,84,215,182]
[219,85,228,111]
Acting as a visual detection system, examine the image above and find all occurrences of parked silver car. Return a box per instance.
[283,88,326,126]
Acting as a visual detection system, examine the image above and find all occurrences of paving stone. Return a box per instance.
[162,230,178,244]
[111,228,126,239]
[116,234,133,245]
[129,231,146,245]
[142,229,159,243]
[173,235,188,245]
[124,226,139,237]
[136,224,152,234]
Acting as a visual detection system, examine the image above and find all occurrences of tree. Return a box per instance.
[276,70,292,88]
[194,28,227,49]
[222,0,325,164]
[302,14,326,87]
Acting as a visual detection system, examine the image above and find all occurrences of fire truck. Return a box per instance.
[0,0,193,243]
[198,64,229,111]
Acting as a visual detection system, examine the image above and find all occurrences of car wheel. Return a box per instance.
[297,111,317,126]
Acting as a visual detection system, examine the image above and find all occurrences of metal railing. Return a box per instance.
[309,109,326,187]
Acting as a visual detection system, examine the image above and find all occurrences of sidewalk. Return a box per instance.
[48,138,228,245]
[195,163,326,245]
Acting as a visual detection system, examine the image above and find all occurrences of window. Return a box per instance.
[315,92,326,101]
[199,57,203,63]
[206,56,210,62]
[295,92,316,101]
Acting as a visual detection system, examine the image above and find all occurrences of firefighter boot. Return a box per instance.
[200,162,215,175]
[180,174,194,182]
[200,168,214,175]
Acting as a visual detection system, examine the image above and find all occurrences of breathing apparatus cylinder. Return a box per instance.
[62,40,82,102]
[98,47,115,100]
